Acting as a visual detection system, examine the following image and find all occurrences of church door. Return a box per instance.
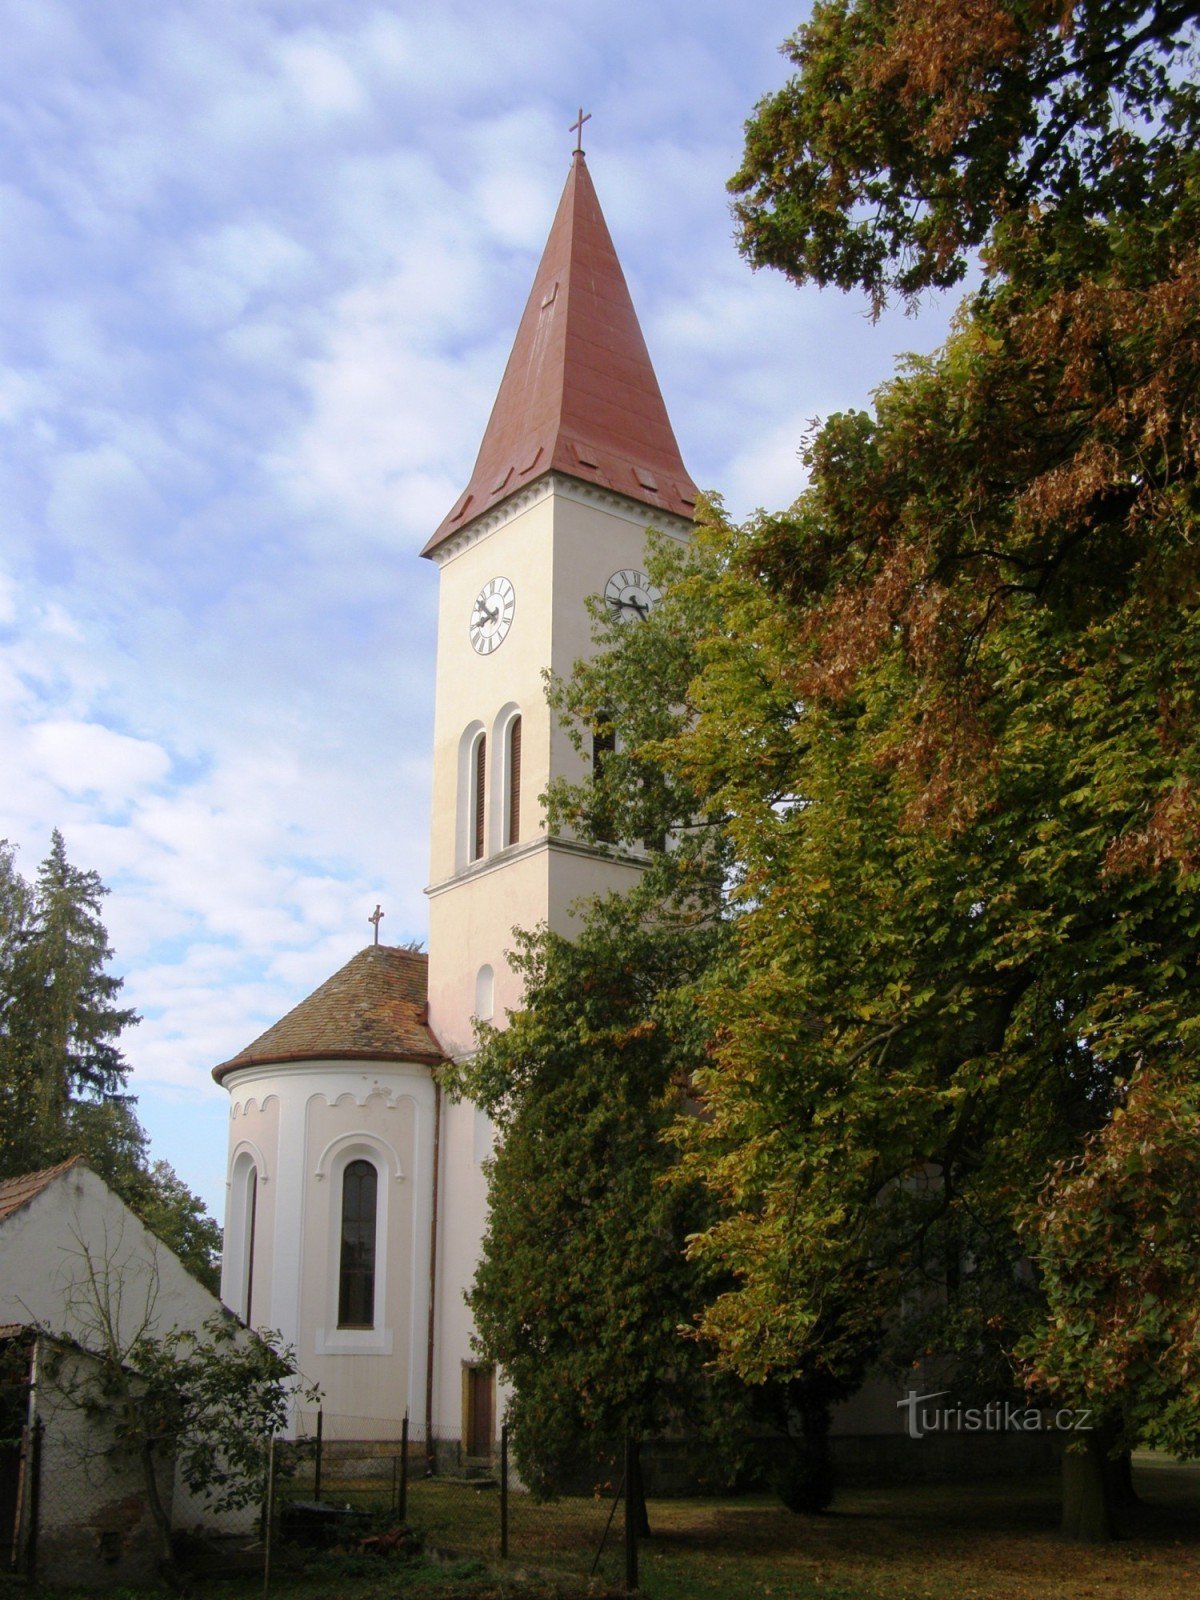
[463,1365,494,1460]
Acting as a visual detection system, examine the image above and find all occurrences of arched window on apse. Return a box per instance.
[243,1162,258,1325]
[337,1159,378,1329]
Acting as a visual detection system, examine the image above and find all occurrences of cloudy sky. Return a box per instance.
[0,0,962,1222]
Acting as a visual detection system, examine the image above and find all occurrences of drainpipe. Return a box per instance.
[424,1077,442,1468]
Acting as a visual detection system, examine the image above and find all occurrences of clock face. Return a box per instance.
[604,568,661,622]
[469,576,516,655]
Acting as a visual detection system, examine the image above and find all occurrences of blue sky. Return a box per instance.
[0,0,962,1222]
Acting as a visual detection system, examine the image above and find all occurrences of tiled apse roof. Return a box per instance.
[212,945,445,1082]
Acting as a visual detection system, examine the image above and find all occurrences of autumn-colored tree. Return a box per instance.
[638,0,1200,1542]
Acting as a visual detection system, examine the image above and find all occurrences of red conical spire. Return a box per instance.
[423,153,698,555]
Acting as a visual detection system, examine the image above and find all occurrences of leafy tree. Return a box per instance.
[0,835,221,1288]
[42,1228,317,1584]
[468,530,864,1514]
[447,898,726,1530]
[1019,1062,1200,1534]
[620,0,1200,1542]
[502,0,1200,1539]
[732,0,1200,308]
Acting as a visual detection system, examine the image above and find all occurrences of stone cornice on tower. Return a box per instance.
[422,152,698,556]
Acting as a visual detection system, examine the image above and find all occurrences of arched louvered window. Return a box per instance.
[338,1159,378,1329]
[505,715,522,846]
[471,734,487,861]
[592,715,616,844]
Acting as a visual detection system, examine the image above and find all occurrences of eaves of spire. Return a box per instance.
[423,152,698,556]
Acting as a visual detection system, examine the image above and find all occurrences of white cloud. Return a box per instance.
[29,721,171,802]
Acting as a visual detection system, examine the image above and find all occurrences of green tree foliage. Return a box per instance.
[1021,1063,1200,1456]
[609,0,1200,1538]
[471,532,865,1513]
[46,1264,316,1583]
[0,835,221,1289]
[0,832,138,1175]
[515,0,1199,1535]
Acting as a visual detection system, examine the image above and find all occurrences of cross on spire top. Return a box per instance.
[368,904,385,946]
[570,107,591,157]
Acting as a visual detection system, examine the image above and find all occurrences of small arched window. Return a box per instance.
[475,964,495,1021]
[505,715,522,846]
[471,734,487,862]
[243,1163,259,1326]
[338,1159,378,1329]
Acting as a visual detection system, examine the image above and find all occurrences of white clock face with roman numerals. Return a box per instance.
[469,576,516,655]
[604,568,661,622]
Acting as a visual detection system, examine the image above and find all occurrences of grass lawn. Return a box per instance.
[242,1455,1199,1600]
[636,1455,1200,1600]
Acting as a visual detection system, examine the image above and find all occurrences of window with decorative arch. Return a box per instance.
[227,1146,263,1326]
[337,1158,378,1329]
[456,721,488,869]
[471,733,487,862]
[490,703,523,851]
[505,714,522,845]
[315,1133,400,1355]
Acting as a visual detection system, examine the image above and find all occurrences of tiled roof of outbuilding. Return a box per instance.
[0,1157,83,1225]
[212,945,445,1082]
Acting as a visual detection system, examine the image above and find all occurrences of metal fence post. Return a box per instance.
[624,1433,638,1593]
[314,1407,323,1501]
[399,1414,409,1523]
[500,1423,509,1559]
[24,1418,43,1582]
[262,1432,276,1599]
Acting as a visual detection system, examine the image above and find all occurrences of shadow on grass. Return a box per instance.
[636,1461,1200,1600]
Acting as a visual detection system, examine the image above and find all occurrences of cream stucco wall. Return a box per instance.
[220,1059,436,1438]
[0,1164,251,1548]
[0,1164,223,1356]
[425,474,692,1445]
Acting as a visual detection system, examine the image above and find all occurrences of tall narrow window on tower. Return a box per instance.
[592,715,616,844]
[338,1159,378,1329]
[472,733,487,861]
[506,715,522,846]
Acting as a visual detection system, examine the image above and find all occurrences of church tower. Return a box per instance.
[214,143,696,1451]
[422,145,697,1435]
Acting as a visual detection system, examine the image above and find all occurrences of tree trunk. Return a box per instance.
[1061,1434,1115,1543]
[138,1438,182,1587]
[628,1439,651,1538]
[1105,1448,1139,1509]
[774,1388,835,1514]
